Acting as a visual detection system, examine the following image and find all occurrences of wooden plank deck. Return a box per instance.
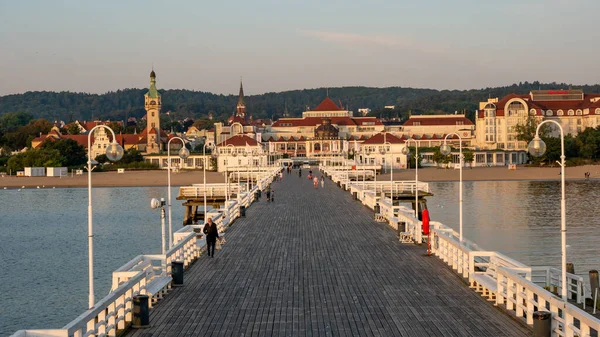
[127,170,531,337]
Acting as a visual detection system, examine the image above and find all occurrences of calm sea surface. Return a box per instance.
[1,181,599,336]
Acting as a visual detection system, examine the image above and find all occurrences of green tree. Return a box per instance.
[107,121,123,134]
[65,123,81,135]
[463,151,474,168]
[0,112,33,132]
[431,149,448,168]
[6,148,63,172]
[41,139,86,167]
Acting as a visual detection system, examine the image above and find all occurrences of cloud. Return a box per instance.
[298,29,445,54]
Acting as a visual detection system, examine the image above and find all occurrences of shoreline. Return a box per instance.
[1,165,599,189]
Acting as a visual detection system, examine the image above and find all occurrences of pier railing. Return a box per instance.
[322,165,599,336]
[10,167,283,337]
[430,221,594,336]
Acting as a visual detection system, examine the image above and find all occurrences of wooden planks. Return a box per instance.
[127,170,531,337]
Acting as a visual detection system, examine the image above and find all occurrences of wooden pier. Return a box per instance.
[126,171,530,336]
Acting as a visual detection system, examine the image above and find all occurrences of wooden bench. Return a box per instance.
[112,257,173,308]
[146,275,172,307]
[470,255,522,302]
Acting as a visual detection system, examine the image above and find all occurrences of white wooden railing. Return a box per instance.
[431,221,594,336]
[323,164,599,336]
[10,168,283,337]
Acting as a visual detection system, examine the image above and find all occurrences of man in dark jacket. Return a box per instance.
[203,218,219,257]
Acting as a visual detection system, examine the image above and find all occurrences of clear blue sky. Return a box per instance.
[1,0,598,96]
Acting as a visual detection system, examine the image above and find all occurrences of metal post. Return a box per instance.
[87,125,121,309]
[459,138,463,243]
[161,200,166,254]
[203,145,207,222]
[167,146,172,248]
[560,130,566,302]
[87,136,94,309]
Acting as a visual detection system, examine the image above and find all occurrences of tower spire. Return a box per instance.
[238,77,245,105]
[236,77,247,120]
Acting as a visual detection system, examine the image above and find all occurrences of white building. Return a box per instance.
[476,90,600,150]
[215,134,266,173]
[357,132,408,169]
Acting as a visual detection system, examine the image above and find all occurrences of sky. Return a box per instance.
[1,0,599,96]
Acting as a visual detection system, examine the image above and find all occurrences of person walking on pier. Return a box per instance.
[320,175,324,188]
[203,217,219,258]
[299,168,302,178]
[266,185,271,202]
[313,175,318,189]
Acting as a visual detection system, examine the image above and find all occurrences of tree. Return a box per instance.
[432,149,448,168]
[0,112,33,132]
[41,139,86,167]
[65,123,81,135]
[7,148,63,172]
[107,122,123,134]
[463,151,474,168]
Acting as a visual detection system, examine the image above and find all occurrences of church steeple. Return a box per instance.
[236,77,247,120]
[238,78,245,106]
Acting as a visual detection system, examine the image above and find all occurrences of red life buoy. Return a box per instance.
[422,209,430,235]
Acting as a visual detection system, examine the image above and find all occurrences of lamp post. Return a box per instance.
[203,142,215,222]
[167,137,190,249]
[150,197,167,254]
[87,125,124,308]
[401,139,419,218]
[440,133,463,242]
[226,144,236,202]
[528,120,567,302]
[380,141,393,202]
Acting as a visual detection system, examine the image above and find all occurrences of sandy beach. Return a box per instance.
[1,165,599,189]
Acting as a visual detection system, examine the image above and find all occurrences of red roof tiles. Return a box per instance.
[216,134,259,147]
[312,97,341,111]
[403,116,474,126]
[361,132,404,145]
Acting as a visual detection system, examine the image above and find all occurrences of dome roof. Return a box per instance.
[150,70,156,78]
[314,118,339,139]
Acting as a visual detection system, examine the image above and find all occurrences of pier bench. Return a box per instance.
[146,275,172,307]
[469,252,527,302]
[112,256,172,308]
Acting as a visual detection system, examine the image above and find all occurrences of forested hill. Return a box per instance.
[1,81,600,123]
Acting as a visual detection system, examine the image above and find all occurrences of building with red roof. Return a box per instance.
[475,90,600,150]
[263,96,384,158]
[402,114,475,147]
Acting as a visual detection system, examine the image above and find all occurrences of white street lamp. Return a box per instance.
[380,141,393,202]
[167,137,189,249]
[528,120,567,303]
[203,142,215,223]
[87,125,124,308]
[150,197,167,255]
[402,139,419,218]
[226,144,236,202]
[440,133,463,242]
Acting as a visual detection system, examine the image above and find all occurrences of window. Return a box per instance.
[546,110,553,116]
[456,121,464,125]
[413,122,421,126]
[529,109,536,115]
[576,109,583,115]
[595,108,600,115]
[152,111,155,117]
[568,109,575,116]
[557,110,564,116]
